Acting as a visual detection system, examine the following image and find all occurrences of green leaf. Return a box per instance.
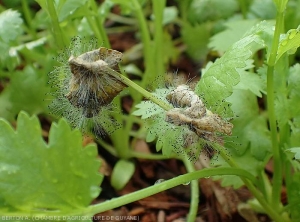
[106,0,145,14]
[0,112,102,212]
[195,21,272,117]
[133,88,196,160]
[287,147,300,160]
[209,19,259,52]
[0,65,50,121]
[211,148,261,189]
[133,88,172,119]
[0,9,23,70]
[187,0,238,24]
[234,70,266,97]
[133,101,163,119]
[227,89,271,160]
[0,9,23,43]
[57,0,89,22]
[286,172,300,220]
[275,64,300,129]
[111,159,135,190]
[249,0,276,19]
[181,22,212,61]
[162,6,178,25]
[276,26,300,62]
[212,88,271,188]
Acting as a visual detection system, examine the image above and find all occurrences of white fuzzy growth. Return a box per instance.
[48,37,124,137]
[167,84,206,118]
[165,84,233,138]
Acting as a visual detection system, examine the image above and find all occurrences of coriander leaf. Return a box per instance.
[287,147,300,160]
[0,65,49,121]
[209,19,259,52]
[275,64,300,129]
[287,64,300,147]
[211,148,261,189]
[162,6,178,25]
[187,0,238,24]
[248,0,276,19]
[195,21,272,117]
[133,88,172,119]
[276,26,300,63]
[58,0,89,22]
[132,101,163,119]
[226,89,271,160]
[234,70,266,97]
[181,22,212,61]
[212,88,271,188]
[0,112,102,212]
[133,87,196,160]
[0,9,23,70]
[286,172,300,220]
[0,9,23,43]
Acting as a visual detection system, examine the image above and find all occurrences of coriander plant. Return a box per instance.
[0,0,300,222]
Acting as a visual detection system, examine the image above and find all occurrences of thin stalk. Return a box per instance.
[3,167,256,218]
[110,97,130,159]
[130,151,178,160]
[152,0,166,85]
[237,0,248,19]
[46,0,65,48]
[90,0,110,48]
[85,9,103,47]
[97,137,177,160]
[106,68,173,111]
[131,0,152,70]
[213,143,286,222]
[183,158,199,222]
[22,0,37,38]
[266,9,285,210]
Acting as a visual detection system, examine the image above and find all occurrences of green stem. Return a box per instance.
[213,143,286,222]
[131,0,152,70]
[85,8,103,47]
[266,9,285,210]
[152,0,166,85]
[106,68,173,111]
[237,0,248,19]
[22,0,37,38]
[97,137,178,160]
[46,0,65,48]
[183,158,198,222]
[3,168,256,218]
[90,0,110,48]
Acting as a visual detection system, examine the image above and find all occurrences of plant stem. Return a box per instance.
[213,143,286,222]
[237,0,248,19]
[266,8,285,211]
[152,0,166,86]
[90,0,110,48]
[106,68,173,111]
[131,0,152,72]
[183,158,198,222]
[3,167,256,218]
[46,0,65,48]
[22,0,37,39]
[97,137,178,160]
